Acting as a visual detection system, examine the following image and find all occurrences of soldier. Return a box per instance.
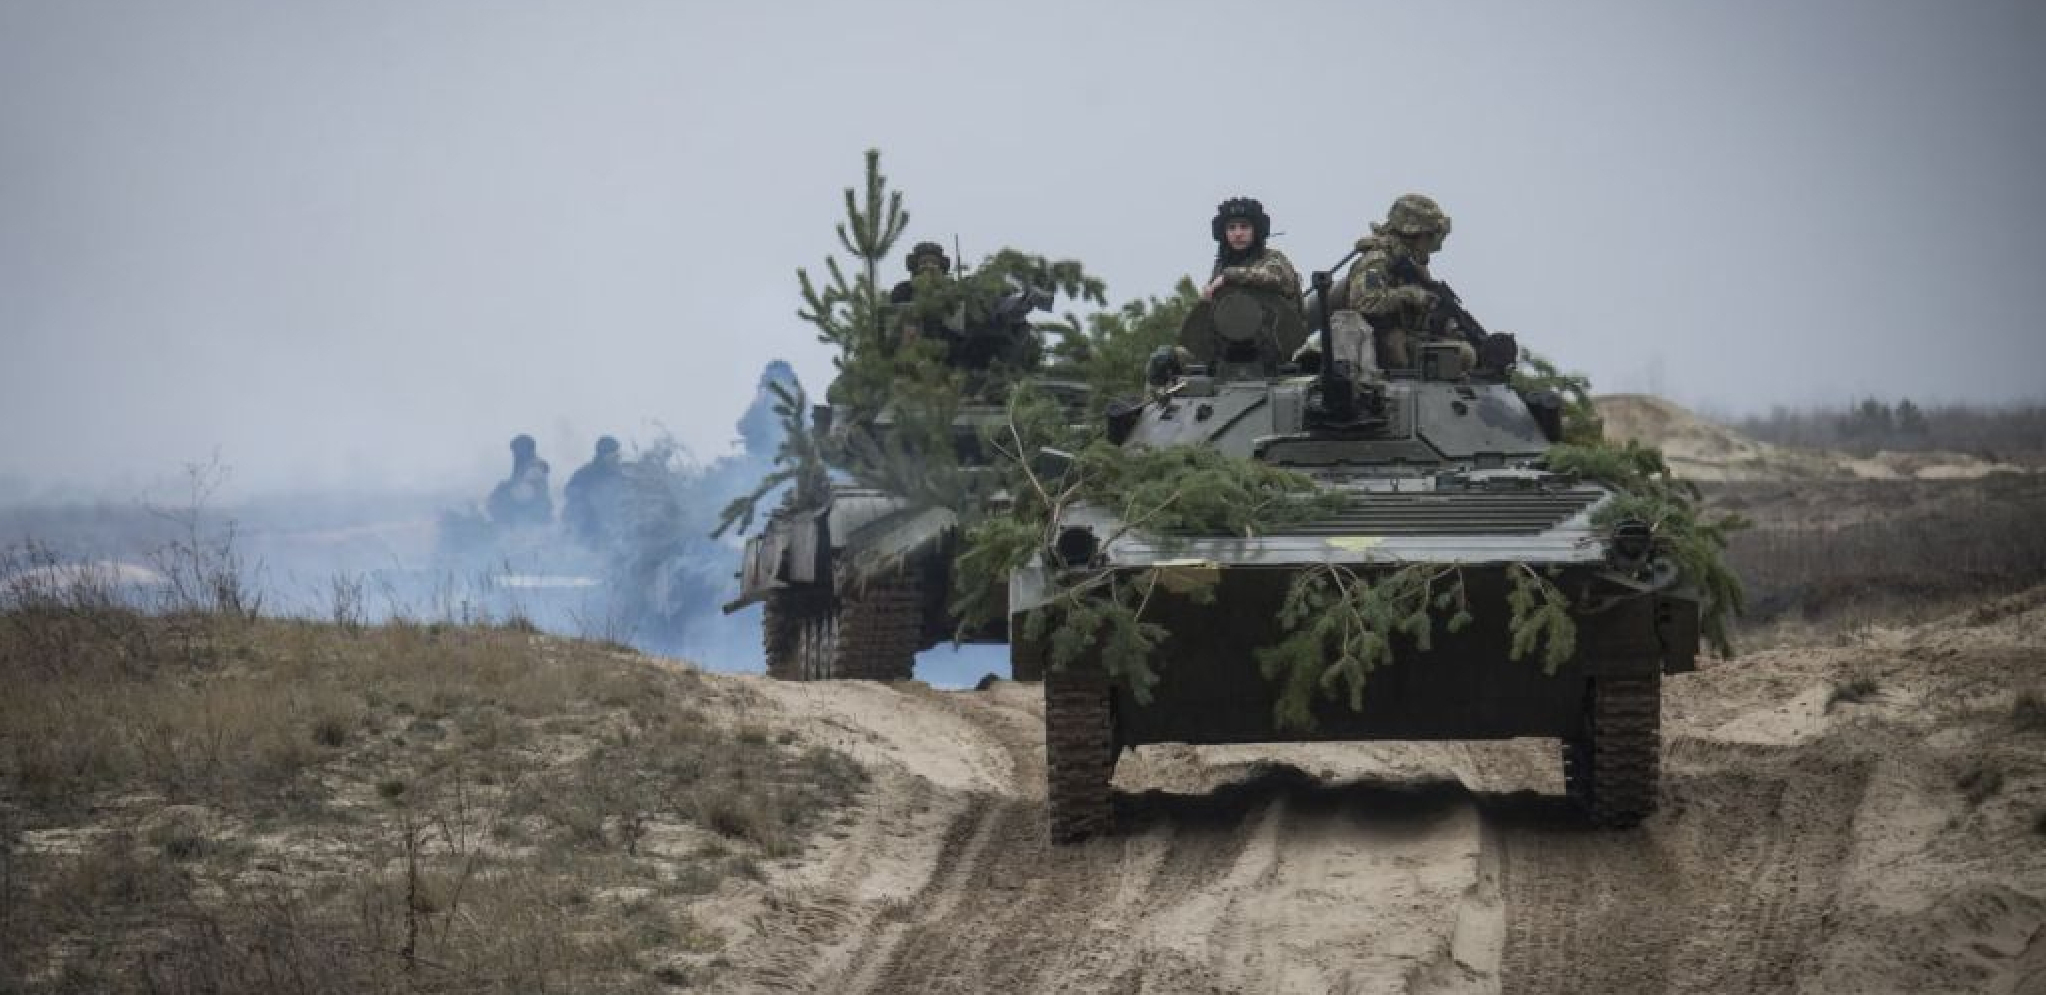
[562,435,625,544]
[1203,197,1300,301]
[891,239,1042,394]
[1345,193,1473,369]
[889,241,969,358]
[889,241,951,307]
[736,360,801,458]
[487,434,553,528]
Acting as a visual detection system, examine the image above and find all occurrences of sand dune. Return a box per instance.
[1594,393,2024,482]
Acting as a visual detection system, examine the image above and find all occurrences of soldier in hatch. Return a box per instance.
[562,435,626,545]
[889,241,958,354]
[487,434,553,529]
[1345,193,1474,369]
[890,241,951,308]
[890,239,1042,395]
[1204,197,1300,302]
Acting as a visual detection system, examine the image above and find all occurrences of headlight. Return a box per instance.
[1053,527,1099,568]
[1609,519,1654,568]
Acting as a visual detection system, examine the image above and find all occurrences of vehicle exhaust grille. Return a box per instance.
[1171,487,1605,538]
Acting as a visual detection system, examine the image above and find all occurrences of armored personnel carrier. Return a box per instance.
[1015,280,1701,842]
[725,286,1086,681]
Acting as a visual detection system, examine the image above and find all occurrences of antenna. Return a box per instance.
[953,233,966,276]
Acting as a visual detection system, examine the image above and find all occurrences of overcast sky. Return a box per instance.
[3,0,2042,498]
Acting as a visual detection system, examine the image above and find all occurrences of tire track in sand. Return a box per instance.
[1495,738,1869,995]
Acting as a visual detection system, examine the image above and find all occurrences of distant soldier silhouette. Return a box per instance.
[487,434,553,528]
[736,361,802,459]
[562,435,626,544]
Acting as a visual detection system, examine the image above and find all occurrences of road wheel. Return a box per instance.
[1045,669,1116,844]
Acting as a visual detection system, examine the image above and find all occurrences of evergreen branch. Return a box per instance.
[1506,563,1576,673]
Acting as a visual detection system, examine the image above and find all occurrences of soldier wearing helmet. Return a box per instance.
[1203,197,1300,302]
[890,241,952,306]
[888,240,960,354]
[487,433,553,529]
[563,435,626,545]
[1345,194,1470,369]
[736,360,800,458]
[887,239,1044,394]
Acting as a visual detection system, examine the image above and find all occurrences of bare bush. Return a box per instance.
[328,572,367,632]
[146,455,262,620]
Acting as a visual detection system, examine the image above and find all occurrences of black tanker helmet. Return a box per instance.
[905,241,951,275]
[1210,197,1271,244]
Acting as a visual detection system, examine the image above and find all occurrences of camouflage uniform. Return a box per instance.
[1343,194,1470,369]
[1214,246,1301,298]
[1209,196,1301,300]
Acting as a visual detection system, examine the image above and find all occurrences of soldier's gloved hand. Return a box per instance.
[1146,345,1185,387]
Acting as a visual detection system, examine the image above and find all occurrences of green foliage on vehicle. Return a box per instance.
[1545,440,1748,654]
[1256,563,1473,731]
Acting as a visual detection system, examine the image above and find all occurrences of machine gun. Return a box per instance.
[1389,256,1490,350]
[989,283,1054,326]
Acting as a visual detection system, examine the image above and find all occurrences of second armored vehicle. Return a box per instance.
[726,284,1084,681]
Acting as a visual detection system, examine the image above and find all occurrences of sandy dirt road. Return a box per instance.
[705,591,2046,994]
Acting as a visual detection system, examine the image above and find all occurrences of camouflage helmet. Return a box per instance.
[905,241,951,274]
[510,434,537,456]
[1385,194,1451,237]
[1211,197,1271,242]
[595,435,620,456]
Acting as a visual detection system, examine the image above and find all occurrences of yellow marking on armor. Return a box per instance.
[1149,559,1222,595]
[1327,536,1383,552]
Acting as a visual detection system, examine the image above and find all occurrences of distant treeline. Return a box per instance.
[1727,398,2046,460]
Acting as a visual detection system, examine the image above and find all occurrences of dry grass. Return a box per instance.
[0,607,865,993]
[1710,475,2046,640]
